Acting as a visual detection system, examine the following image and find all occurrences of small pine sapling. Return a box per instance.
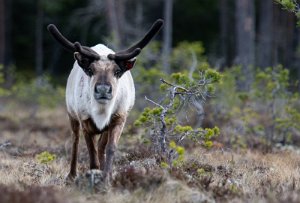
[135,66,221,166]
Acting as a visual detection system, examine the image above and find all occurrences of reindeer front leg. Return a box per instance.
[67,116,80,182]
[84,131,100,170]
[98,131,108,170]
[103,114,126,181]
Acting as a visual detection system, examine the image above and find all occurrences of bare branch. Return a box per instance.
[160,78,190,93]
[145,96,164,109]
[188,50,198,79]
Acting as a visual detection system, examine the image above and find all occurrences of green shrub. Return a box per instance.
[11,75,65,108]
[211,65,300,148]
[36,151,56,164]
[0,65,9,96]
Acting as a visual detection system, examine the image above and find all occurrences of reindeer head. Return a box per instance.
[47,20,163,104]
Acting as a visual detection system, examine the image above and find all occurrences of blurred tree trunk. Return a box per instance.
[273,5,279,65]
[272,4,295,67]
[0,0,12,86]
[105,0,125,49]
[135,0,143,37]
[162,0,173,74]
[35,0,44,77]
[116,0,125,47]
[220,0,235,68]
[281,12,294,68]
[219,0,229,69]
[235,0,255,90]
[0,0,5,66]
[257,0,273,68]
[283,15,294,68]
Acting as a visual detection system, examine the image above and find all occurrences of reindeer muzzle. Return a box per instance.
[94,83,112,103]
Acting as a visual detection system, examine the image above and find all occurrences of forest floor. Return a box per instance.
[0,105,300,203]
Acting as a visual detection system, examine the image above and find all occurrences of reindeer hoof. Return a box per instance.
[75,169,111,193]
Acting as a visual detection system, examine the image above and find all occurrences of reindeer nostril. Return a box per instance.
[107,85,112,94]
[95,84,112,95]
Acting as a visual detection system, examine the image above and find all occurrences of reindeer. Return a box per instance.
[47,19,163,182]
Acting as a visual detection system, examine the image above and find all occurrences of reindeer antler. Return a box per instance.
[47,24,100,60]
[108,48,141,60]
[108,19,164,61]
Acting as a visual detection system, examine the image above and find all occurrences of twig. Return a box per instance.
[177,132,189,144]
[160,78,190,92]
[188,50,198,79]
[145,96,164,109]
[0,141,12,150]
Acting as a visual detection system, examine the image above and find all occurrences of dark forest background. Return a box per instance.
[0,0,299,87]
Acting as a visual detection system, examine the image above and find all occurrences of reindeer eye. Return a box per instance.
[114,69,122,78]
[114,70,120,75]
[114,68,123,78]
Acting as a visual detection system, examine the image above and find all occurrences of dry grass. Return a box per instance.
[189,148,300,201]
[1,104,300,203]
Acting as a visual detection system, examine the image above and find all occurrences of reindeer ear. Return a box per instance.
[74,52,81,61]
[74,52,94,76]
[118,59,136,71]
[74,52,89,67]
[124,59,136,70]
[116,59,136,75]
